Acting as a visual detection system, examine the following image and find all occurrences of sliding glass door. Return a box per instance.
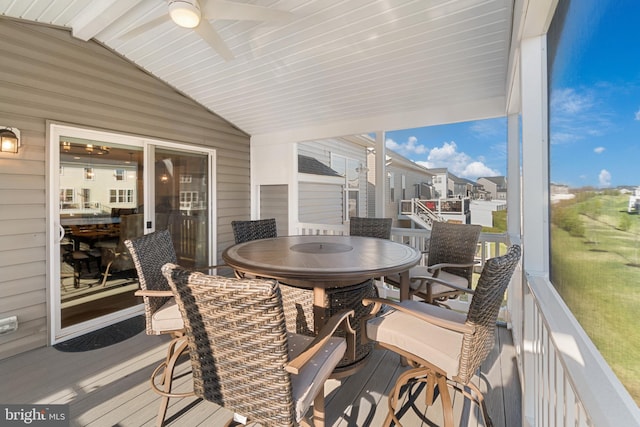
[50,124,214,343]
[153,147,211,269]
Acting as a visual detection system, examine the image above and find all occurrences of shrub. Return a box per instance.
[552,205,585,237]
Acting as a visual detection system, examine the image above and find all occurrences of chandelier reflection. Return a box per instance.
[61,141,110,155]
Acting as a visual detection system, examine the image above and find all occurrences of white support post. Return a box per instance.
[375,131,386,217]
[520,35,550,276]
[507,113,521,239]
[520,34,550,426]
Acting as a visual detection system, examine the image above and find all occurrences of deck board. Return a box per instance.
[0,326,521,426]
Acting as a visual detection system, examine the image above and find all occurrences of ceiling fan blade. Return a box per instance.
[202,0,294,22]
[194,21,235,61]
[119,14,171,40]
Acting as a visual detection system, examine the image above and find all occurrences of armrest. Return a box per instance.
[410,275,475,295]
[285,309,355,375]
[134,289,174,297]
[427,261,478,274]
[361,297,473,334]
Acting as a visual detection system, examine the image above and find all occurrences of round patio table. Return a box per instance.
[222,235,421,375]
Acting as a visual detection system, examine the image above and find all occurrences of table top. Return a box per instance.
[222,235,422,288]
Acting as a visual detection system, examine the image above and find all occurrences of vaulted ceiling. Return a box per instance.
[0,0,517,141]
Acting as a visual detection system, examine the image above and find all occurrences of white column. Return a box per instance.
[520,35,549,275]
[520,34,550,427]
[375,131,386,217]
[507,113,521,239]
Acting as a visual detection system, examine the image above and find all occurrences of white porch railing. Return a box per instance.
[518,274,640,427]
[294,221,640,426]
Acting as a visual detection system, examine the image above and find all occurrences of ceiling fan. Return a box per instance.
[121,0,293,61]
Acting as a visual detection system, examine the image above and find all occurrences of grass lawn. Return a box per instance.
[551,193,640,403]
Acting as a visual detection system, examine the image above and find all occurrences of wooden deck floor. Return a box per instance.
[0,326,520,426]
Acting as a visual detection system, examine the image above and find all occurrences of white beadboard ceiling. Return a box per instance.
[0,0,516,141]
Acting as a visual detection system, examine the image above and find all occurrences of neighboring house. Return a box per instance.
[550,182,575,205]
[477,176,508,200]
[428,168,449,198]
[295,135,437,228]
[297,136,369,225]
[367,142,435,226]
[450,174,475,198]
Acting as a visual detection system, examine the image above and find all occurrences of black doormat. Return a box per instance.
[54,316,145,352]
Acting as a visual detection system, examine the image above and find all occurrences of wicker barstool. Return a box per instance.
[363,244,521,427]
[386,221,482,304]
[349,216,392,239]
[161,263,355,427]
[124,230,186,427]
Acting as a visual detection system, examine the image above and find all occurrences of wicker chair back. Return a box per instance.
[457,244,521,383]
[162,263,296,426]
[124,230,177,335]
[231,218,277,244]
[427,221,481,288]
[349,217,392,239]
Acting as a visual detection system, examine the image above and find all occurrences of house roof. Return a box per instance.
[298,154,340,176]
[479,176,507,187]
[0,0,539,143]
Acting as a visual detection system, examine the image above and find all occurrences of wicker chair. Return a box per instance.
[231,218,277,243]
[123,230,186,427]
[363,244,521,427]
[161,263,355,427]
[349,216,392,239]
[385,221,482,304]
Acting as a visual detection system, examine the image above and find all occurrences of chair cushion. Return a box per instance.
[287,333,346,422]
[150,299,184,334]
[366,300,466,376]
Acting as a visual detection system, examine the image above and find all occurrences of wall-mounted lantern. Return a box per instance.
[0,127,21,153]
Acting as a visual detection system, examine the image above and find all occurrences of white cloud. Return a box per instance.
[385,136,427,155]
[549,86,612,145]
[551,88,593,115]
[414,141,500,180]
[635,108,640,120]
[594,146,605,154]
[598,169,611,187]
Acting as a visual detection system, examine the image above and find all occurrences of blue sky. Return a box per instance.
[385,0,640,189]
[384,118,507,182]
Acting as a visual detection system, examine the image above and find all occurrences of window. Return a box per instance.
[114,169,125,181]
[180,191,198,203]
[389,172,395,202]
[84,167,94,180]
[548,0,640,404]
[401,174,406,200]
[180,174,192,183]
[109,189,134,204]
[60,188,74,203]
[331,153,362,219]
[80,188,91,208]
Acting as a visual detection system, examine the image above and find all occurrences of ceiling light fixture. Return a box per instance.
[168,0,201,28]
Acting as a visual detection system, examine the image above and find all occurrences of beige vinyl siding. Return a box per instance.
[0,19,250,359]
[298,139,367,222]
[299,182,344,224]
[260,185,288,234]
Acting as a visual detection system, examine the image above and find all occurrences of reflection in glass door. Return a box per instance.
[58,138,144,328]
[153,147,210,270]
